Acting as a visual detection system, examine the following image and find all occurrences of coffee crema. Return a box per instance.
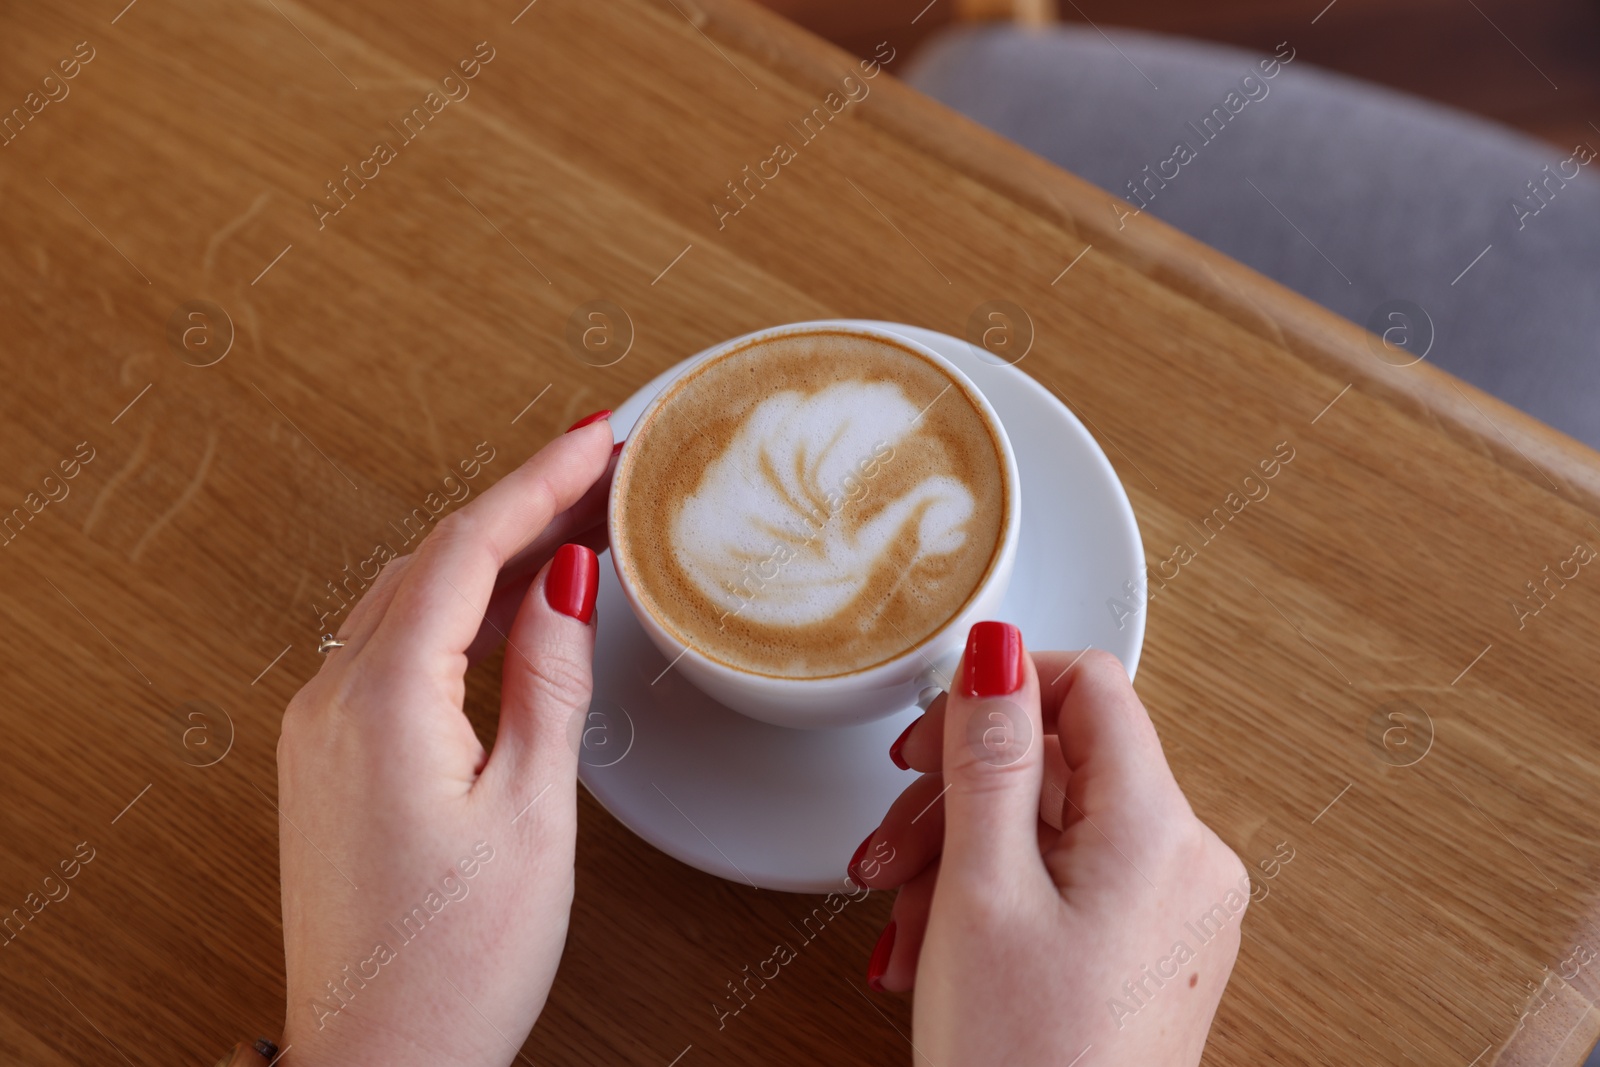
[613,330,1009,679]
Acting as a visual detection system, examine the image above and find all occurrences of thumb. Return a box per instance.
[941,621,1045,883]
[484,543,599,798]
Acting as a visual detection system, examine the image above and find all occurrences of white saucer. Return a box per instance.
[576,321,1146,893]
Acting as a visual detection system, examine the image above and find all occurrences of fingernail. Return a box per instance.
[565,409,612,433]
[961,621,1023,698]
[546,543,599,623]
[846,829,875,888]
[867,921,896,992]
[888,719,916,771]
[610,439,625,457]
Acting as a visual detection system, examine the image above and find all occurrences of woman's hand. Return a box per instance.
[276,415,616,1067]
[851,624,1248,1066]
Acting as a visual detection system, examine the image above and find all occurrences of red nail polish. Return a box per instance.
[867,921,896,992]
[545,543,599,623]
[961,621,1023,698]
[565,409,612,433]
[888,719,916,771]
[847,830,875,888]
[610,439,625,457]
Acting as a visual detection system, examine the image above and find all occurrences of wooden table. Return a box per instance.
[3,0,1599,1063]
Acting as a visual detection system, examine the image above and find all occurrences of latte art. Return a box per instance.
[613,329,1009,679]
[674,381,978,629]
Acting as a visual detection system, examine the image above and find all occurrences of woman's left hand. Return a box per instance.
[276,417,615,1067]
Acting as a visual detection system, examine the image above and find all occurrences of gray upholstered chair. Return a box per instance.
[906,25,1600,450]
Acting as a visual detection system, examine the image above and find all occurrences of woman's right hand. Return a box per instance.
[851,625,1249,1065]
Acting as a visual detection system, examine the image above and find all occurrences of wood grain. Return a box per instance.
[0,0,1597,1064]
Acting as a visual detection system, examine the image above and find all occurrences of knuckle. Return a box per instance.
[1074,651,1141,704]
[1211,836,1251,898]
[1168,819,1211,854]
[1119,808,1203,874]
[280,690,316,733]
[512,640,592,710]
[277,699,312,767]
[856,837,900,881]
[431,508,480,546]
[1076,648,1126,679]
[1147,818,1244,893]
[948,748,1038,786]
[365,553,410,592]
[523,474,560,524]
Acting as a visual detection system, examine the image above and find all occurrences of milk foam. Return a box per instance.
[670,381,978,628]
[614,328,1007,678]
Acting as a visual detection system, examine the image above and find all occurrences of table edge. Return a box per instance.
[676,0,1600,517]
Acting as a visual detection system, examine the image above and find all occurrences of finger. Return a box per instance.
[1034,649,1179,813]
[895,691,1074,832]
[890,696,944,774]
[848,773,946,891]
[464,444,619,664]
[873,861,938,994]
[914,651,1134,746]
[904,649,1098,775]
[323,554,414,659]
[1041,734,1072,831]
[940,621,1046,883]
[367,421,614,675]
[464,525,608,665]
[481,543,599,798]
[900,651,1140,769]
[1034,650,1126,730]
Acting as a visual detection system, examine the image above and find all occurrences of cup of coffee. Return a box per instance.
[608,321,1021,729]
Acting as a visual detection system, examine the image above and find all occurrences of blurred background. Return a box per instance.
[753,0,1600,149]
[739,0,1600,455]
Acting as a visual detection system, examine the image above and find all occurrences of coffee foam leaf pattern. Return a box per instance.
[673,381,976,628]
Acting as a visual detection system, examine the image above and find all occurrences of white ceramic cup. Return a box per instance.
[607,320,1022,729]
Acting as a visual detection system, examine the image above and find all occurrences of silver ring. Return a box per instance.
[317,633,347,654]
